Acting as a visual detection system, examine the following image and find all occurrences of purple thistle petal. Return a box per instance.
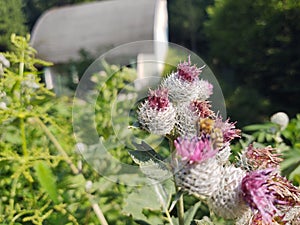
[148,88,169,110]
[269,173,300,207]
[245,145,283,170]
[215,116,241,143]
[190,100,214,118]
[241,169,278,224]
[177,56,204,82]
[174,136,218,164]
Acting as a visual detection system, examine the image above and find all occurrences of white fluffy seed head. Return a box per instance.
[174,157,223,198]
[209,166,248,219]
[270,112,289,130]
[137,100,176,135]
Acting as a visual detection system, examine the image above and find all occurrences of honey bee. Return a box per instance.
[197,118,214,135]
[197,118,224,149]
[210,128,224,149]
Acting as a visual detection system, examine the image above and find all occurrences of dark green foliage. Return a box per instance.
[0,0,27,51]
[168,0,214,54]
[281,114,300,184]
[205,0,300,123]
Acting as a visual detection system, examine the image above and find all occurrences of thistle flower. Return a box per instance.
[174,157,222,197]
[175,100,214,138]
[209,166,248,219]
[147,88,169,110]
[241,169,278,224]
[241,169,300,224]
[269,173,300,207]
[250,212,283,225]
[137,88,176,135]
[214,116,241,143]
[161,58,212,103]
[190,100,214,118]
[177,56,203,82]
[174,136,218,164]
[173,136,222,197]
[241,145,283,171]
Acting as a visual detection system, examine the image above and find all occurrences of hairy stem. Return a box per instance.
[168,138,185,225]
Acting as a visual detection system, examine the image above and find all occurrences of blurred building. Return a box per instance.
[30,0,168,93]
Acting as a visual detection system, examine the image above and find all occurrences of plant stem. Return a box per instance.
[175,183,185,225]
[165,208,174,225]
[8,177,18,223]
[88,194,109,225]
[33,117,79,174]
[168,138,185,225]
[20,118,28,156]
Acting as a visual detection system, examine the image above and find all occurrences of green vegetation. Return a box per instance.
[0,34,136,224]
[0,0,300,223]
[204,0,300,124]
[0,0,27,51]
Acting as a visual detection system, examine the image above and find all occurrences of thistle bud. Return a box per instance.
[137,88,176,135]
[161,57,212,103]
[173,137,222,197]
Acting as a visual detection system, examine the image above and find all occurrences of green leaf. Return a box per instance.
[243,123,274,131]
[192,216,214,225]
[34,161,59,203]
[257,132,265,143]
[153,179,175,211]
[289,163,300,180]
[184,201,201,225]
[129,141,172,181]
[170,201,202,225]
[281,156,300,171]
[122,185,163,222]
[281,148,300,170]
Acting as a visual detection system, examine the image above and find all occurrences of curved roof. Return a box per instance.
[30,0,168,63]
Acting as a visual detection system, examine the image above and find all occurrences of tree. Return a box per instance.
[205,0,300,123]
[168,0,214,56]
[0,0,27,51]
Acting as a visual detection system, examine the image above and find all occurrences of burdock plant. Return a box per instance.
[133,57,300,225]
